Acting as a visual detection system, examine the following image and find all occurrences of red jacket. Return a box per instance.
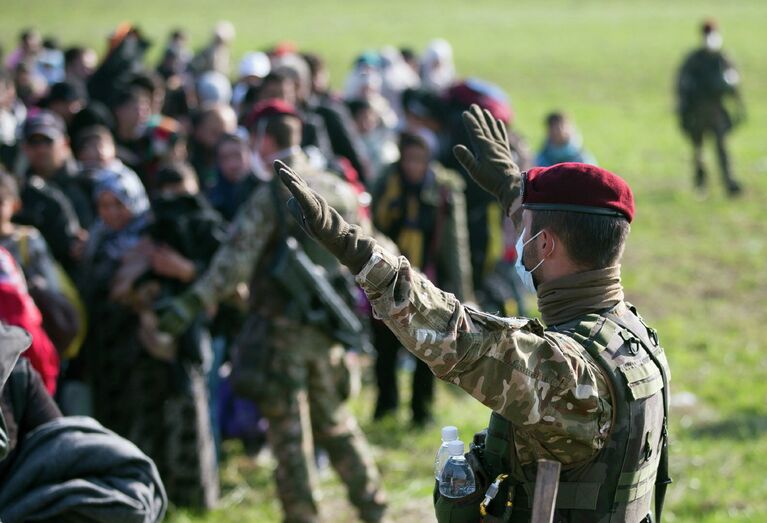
[0,247,59,394]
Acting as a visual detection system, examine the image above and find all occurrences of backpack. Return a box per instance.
[18,230,87,359]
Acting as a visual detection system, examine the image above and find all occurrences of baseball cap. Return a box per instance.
[23,110,67,141]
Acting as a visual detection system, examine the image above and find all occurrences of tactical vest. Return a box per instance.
[436,303,670,523]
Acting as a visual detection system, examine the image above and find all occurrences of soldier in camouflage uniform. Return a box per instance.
[676,19,744,195]
[275,104,671,523]
[158,100,387,523]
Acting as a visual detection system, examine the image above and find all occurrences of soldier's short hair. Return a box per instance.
[531,210,629,270]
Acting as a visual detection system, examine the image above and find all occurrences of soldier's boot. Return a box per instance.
[725,179,742,197]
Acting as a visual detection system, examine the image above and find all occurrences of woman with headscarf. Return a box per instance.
[79,166,219,510]
[419,39,456,94]
[77,166,150,424]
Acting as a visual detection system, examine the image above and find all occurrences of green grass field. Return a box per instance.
[3,0,766,521]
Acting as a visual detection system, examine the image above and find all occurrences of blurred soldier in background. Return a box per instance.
[676,19,744,196]
[157,100,387,523]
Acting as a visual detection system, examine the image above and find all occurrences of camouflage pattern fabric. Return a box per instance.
[356,248,612,465]
[259,318,386,523]
[192,152,360,309]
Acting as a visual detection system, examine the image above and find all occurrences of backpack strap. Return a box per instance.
[17,228,30,268]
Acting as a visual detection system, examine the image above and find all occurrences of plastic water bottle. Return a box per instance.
[438,440,476,498]
[434,426,459,479]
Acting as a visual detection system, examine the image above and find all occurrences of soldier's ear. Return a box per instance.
[538,228,558,258]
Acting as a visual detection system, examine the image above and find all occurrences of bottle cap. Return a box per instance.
[441,426,458,442]
[447,439,465,457]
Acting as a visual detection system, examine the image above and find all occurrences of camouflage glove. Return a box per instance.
[156,289,203,337]
[275,160,376,274]
[452,104,522,213]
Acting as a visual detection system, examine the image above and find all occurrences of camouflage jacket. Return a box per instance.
[192,151,361,310]
[356,248,612,465]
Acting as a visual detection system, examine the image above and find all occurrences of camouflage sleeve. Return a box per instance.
[356,248,611,463]
[192,185,276,309]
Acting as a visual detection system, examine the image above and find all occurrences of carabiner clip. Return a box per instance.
[479,473,509,517]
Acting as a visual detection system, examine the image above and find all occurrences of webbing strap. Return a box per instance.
[571,314,618,357]
[615,451,661,503]
[518,481,601,510]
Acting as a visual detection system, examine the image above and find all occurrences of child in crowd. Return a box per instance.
[206,133,261,221]
[535,111,597,167]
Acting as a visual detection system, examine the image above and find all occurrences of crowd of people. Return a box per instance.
[0,21,544,521]
[0,16,737,523]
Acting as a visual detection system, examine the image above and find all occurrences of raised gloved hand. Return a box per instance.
[156,289,203,337]
[452,104,522,213]
[275,160,376,274]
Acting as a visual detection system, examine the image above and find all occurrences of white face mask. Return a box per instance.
[705,32,723,51]
[514,228,547,294]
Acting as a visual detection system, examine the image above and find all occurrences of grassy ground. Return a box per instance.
[3,0,766,521]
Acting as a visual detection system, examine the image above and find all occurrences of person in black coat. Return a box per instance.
[14,112,90,274]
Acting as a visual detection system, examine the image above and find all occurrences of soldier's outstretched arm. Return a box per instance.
[278,161,607,460]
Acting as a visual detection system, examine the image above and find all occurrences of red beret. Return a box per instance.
[245,99,300,130]
[522,162,635,223]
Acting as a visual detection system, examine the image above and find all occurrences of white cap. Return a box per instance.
[239,52,270,79]
[441,426,458,442]
[447,440,465,457]
[197,71,232,104]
